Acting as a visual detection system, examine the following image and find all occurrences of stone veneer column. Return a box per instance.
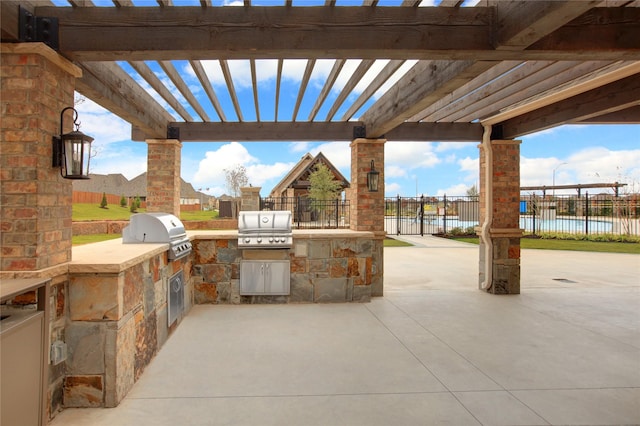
[240,186,261,211]
[146,139,182,216]
[350,138,385,296]
[478,139,522,294]
[0,43,81,271]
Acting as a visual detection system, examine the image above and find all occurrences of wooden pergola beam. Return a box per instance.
[500,73,640,138]
[33,6,640,61]
[75,62,172,139]
[163,121,483,142]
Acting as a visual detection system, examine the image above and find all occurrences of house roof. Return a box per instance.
[73,172,209,199]
[269,152,349,197]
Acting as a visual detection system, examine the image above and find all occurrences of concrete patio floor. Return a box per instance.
[51,236,640,426]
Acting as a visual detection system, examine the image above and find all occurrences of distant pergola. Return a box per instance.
[521,182,629,197]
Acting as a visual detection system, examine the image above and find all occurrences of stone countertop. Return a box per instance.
[189,229,375,239]
[70,239,167,274]
[69,229,376,274]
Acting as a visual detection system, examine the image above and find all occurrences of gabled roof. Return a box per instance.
[269,152,349,197]
[73,172,206,199]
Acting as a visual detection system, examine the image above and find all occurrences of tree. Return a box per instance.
[120,195,127,208]
[100,192,108,209]
[224,165,249,198]
[466,184,479,197]
[309,163,342,200]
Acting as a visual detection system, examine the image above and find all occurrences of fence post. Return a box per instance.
[334,199,339,228]
[420,195,424,236]
[443,194,448,235]
[585,191,589,235]
[396,195,401,235]
[532,197,537,235]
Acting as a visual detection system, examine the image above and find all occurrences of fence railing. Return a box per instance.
[260,197,350,229]
[385,194,640,237]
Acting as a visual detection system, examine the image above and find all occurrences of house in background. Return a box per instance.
[73,172,216,210]
[268,152,349,199]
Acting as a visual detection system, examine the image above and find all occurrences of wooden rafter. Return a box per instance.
[308,60,345,121]
[250,59,260,122]
[128,61,193,122]
[340,59,404,121]
[76,62,172,139]
[361,60,499,138]
[275,59,283,122]
[189,60,226,122]
[501,73,640,137]
[410,60,525,122]
[160,60,210,121]
[219,60,244,121]
[292,59,316,122]
[325,60,375,121]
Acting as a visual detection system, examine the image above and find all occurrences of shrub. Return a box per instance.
[100,192,108,209]
[120,195,127,208]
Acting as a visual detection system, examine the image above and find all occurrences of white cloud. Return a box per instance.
[289,142,313,153]
[192,142,258,190]
[435,142,474,152]
[385,182,402,195]
[386,165,408,178]
[385,142,441,170]
[309,141,352,172]
[436,183,471,197]
[74,97,131,145]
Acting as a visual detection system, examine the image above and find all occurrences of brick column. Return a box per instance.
[478,139,522,294]
[1,44,82,271]
[146,139,181,216]
[240,186,261,211]
[350,138,385,296]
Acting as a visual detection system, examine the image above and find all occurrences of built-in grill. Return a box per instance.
[122,213,192,261]
[238,210,292,249]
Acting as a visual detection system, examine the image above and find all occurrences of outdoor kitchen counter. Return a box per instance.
[70,238,167,273]
[188,229,375,239]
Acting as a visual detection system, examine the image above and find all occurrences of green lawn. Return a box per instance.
[72,233,122,245]
[384,238,413,247]
[451,237,640,254]
[72,203,219,222]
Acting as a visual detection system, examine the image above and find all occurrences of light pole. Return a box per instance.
[552,162,568,198]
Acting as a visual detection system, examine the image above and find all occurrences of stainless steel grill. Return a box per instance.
[122,213,192,261]
[238,210,292,249]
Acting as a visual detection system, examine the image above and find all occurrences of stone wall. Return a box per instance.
[192,232,376,304]
[64,252,193,408]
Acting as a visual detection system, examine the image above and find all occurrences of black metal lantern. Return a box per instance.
[52,107,93,179]
[366,160,380,192]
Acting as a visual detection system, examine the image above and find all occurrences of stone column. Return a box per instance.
[350,138,385,296]
[146,139,182,216]
[0,43,82,271]
[240,186,261,211]
[478,139,522,294]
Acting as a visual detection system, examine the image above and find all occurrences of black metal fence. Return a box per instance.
[385,194,640,237]
[385,195,479,236]
[260,197,350,229]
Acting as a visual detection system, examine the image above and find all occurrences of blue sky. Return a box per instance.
[67,0,640,198]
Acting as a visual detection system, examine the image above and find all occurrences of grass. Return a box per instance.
[451,236,640,254]
[72,203,219,222]
[72,233,121,245]
[384,237,413,247]
[72,204,145,221]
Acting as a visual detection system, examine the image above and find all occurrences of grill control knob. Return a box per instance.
[269,237,274,243]
[244,237,251,244]
[257,237,262,243]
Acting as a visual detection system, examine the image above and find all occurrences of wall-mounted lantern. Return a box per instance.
[366,160,380,192]
[52,107,93,179]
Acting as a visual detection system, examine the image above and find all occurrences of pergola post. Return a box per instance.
[478,139,523,294]
[145,139,182,217]
[350,138,385,296]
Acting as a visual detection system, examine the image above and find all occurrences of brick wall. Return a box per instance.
[1,44,80,271]
[349,139,385,233]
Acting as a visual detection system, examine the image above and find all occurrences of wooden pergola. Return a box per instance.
[2,0,639,143]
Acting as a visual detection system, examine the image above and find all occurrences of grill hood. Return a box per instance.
[122,213,192,260]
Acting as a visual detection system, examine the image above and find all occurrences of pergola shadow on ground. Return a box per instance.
[50,237,640,426]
